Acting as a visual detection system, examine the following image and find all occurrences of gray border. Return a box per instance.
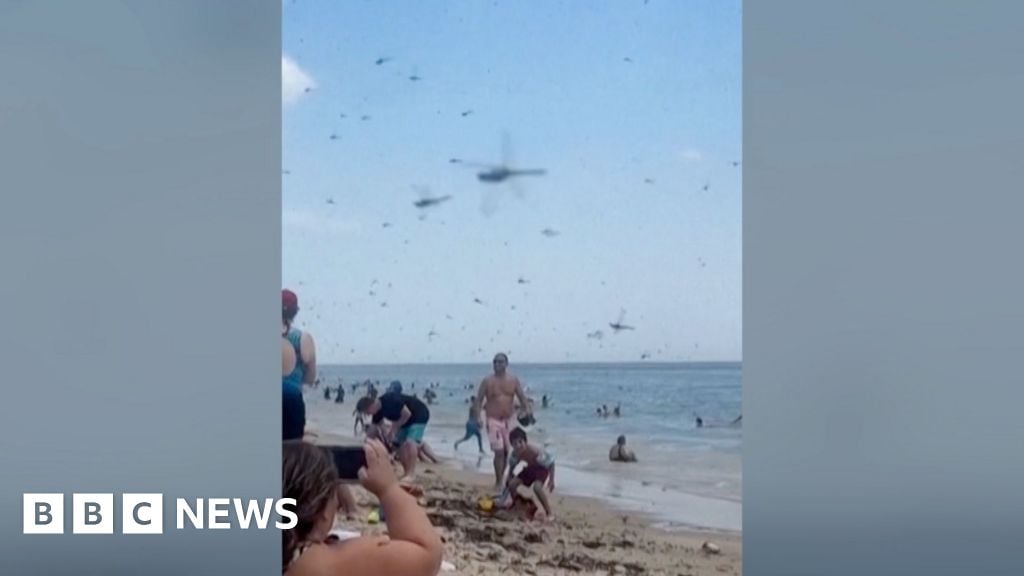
[1,2,281,573]
[746,1,1024,575]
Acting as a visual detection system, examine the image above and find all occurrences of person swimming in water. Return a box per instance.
[695,413,742,428]
[609,435,638,463]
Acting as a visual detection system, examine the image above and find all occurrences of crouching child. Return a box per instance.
[505,427,556,521]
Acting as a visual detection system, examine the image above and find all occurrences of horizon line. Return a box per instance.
[317,359,743,367]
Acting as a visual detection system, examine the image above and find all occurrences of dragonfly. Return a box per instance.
[411,185,452,219]
[451,133,546,215]
[609,309,635,333]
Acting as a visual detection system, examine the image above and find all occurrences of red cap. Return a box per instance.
[282,289,299,314]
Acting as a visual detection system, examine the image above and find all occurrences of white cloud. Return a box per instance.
[679,148,704,163]
[282,55,315,106]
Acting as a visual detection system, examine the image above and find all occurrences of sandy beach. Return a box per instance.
[311,428,741,576]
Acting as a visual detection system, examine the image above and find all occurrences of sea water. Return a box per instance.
[307,362,742,532]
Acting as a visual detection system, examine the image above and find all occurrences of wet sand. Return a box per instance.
[311,430,741,576]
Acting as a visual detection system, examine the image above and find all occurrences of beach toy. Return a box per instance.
[366,509,381,524]
[478,496,494,512]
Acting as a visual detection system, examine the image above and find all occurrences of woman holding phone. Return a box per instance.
[282,440,443,576]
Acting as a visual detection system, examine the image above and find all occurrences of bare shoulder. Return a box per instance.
[288,537,386,576]
[289,535,438,576]
[300,331,317,363]
[301,331,316,347]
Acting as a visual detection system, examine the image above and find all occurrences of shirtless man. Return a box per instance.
[474,353,531,491]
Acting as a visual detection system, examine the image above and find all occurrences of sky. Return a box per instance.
[282,0,741,365]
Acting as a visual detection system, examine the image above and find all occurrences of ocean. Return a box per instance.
[306,362,742,532]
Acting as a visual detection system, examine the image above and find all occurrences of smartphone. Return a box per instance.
[326,445,367,482]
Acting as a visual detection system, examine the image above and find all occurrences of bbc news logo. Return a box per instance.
[23,494,297,534]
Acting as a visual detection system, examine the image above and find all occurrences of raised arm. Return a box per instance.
[312,441,442,576]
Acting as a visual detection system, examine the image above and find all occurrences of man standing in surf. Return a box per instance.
[475,353,532,491]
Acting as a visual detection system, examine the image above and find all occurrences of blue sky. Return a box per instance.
[283,1,741,364]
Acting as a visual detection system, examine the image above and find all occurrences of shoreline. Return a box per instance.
[309,426,742,576]
[437,442,742,534]
[306,397,742,533]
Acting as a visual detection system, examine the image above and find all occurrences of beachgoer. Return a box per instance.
[335,384,345,404]
[365,422,390,450]
[696,416,704,428]
[368,416,436,464]
[609,435,638,463]
[282,289,317,441]
[601,404,609,418]
[353,408,366,436]
[454,396,485,453]
[417,443,439,464]
[504,427,556,521]
[282,440,442,576]
[542,395,549,409]
[388,380,403,395]
[613,403,621,417]
[475,353,532,491]
[357,392,431,478]
[323,386,331,400]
